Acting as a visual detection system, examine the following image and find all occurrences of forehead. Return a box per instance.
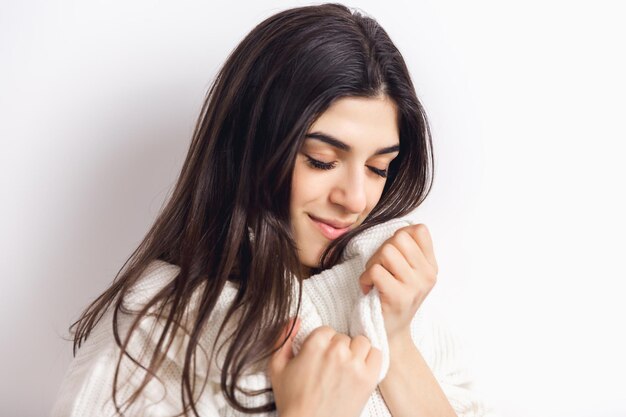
[305,95,400,152]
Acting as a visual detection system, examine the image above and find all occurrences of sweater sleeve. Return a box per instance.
[413,310,499,417]
[50,307,222,417]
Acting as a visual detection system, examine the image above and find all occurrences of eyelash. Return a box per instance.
[304,155,388,178]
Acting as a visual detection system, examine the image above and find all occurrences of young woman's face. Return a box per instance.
[290,95,400,277]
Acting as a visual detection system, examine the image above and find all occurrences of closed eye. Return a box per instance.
[305,155,336,170]
[304,155,388,178]
[368,166,388,178]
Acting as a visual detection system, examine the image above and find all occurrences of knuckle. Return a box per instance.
[304,335,326,351]
[308,326,335,344]
[380,244,395,260]
[330,333,351,346]
[415,223,428,233]
[352,334,371,346]
[397,231,415,245]
[328,340,351,362]
[394,229,409,241]
[409,224,424,239]
[391,229,405,242]
[313,325,335,337]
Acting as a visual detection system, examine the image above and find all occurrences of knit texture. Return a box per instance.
[51,218,497,417]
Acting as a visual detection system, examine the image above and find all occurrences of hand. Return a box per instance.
[358,223,438,342]
[268,318,382,417]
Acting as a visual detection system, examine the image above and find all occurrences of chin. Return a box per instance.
[300,256,320,271]
[300,247,324,270]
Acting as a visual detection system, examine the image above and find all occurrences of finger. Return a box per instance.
[390,229,424,270]
[327,332,352,361]
[328,332,352,360]
[359,263,402,296]
[349,334,372,361]
[407,224,438,274]
[329,332,352,347]
[268,317,301,376]
[388,227,430,272]
[299,325,335,357]
[365,345,382,375]
[374,243,415,285]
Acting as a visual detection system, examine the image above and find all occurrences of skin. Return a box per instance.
[268,95,456,417]
[289,94,401,277]
[268,318,382,417]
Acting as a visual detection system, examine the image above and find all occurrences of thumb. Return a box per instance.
[268,317,301,376]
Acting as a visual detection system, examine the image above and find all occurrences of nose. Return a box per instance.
[328,167,368,214]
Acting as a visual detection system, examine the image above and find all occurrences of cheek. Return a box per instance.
[290,164,306,209]
[365,182,386,213]
[290,159,326,206]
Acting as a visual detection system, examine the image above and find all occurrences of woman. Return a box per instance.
[52,3,493,417]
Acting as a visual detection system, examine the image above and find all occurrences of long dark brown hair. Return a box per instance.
[69,3,434,416]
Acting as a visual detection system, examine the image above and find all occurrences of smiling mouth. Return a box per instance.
[308,214,351,240]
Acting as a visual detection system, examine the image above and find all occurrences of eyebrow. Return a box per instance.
[304,132,400,155]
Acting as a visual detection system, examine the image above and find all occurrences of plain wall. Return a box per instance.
[1,1,625,416]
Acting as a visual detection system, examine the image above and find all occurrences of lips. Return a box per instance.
[308,214,352,240]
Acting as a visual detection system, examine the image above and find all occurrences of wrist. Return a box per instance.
[388,328,412,348]
[387,329,415,360]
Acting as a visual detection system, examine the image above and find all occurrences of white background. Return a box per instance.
[2,1,625,416]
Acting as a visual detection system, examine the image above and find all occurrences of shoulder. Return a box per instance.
[52,259,235,417]
[121,258,241,357]
[121,259,181,310]
[122,258,240,312]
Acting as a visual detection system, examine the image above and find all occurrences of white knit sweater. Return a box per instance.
[51,218,496,417]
